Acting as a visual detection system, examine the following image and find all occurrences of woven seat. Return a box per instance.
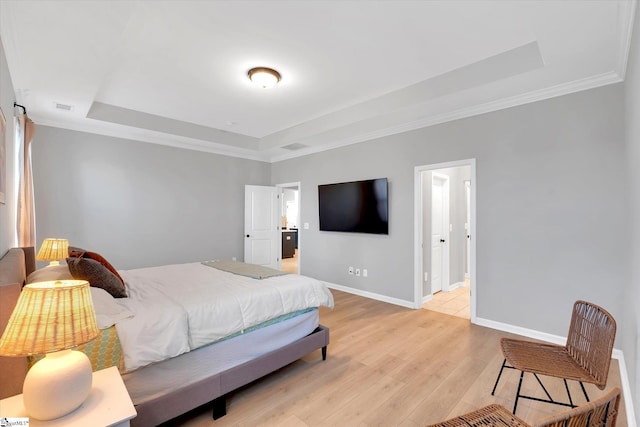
[491,301,616,414]
[427,387,620,427]
[427,404,529,426]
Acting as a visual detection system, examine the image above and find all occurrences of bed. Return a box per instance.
[0,247,333,426]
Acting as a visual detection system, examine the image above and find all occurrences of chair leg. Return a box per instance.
[533,373,554,401]
[491,358,508,396]
[563,378,574,407]
[513,374,580,411]
[513,370,525,414]
[579,381,590,402]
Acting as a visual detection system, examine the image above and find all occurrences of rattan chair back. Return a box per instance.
[428,387,620,427]
[534,386,620,427]
[565,301,617,390]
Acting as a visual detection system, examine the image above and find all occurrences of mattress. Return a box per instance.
[113,261,334,371]
[122,307,320,405]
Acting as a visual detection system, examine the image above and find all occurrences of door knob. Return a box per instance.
[246,234,250,238]
[440,239,445,243]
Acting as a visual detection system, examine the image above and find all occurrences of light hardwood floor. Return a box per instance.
[422,285,470,319]
[162,290,626,426]
[281,249,298,274]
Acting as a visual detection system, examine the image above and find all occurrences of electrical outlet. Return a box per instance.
[232,257,237,261]
[363,269,368,277]
[355,268,361,277]
[348,266,354,275]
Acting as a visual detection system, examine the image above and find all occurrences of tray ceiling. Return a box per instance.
[0,0,635,161]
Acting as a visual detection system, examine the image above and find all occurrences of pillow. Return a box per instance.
[68,246,125,286]
[68,245,87,258]
[67,257,127,298]
[90,287,134,329]
[27,264,74,284]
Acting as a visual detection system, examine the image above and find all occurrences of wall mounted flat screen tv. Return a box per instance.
[318,178,388,235]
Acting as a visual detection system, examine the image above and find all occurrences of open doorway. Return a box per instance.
[414,159,476,321]
[277,182,300,274]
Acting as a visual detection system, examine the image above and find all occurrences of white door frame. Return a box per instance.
[414,159,477,322]
[431,172,450,294]
[276,182,301,272]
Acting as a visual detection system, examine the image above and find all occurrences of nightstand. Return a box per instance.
[0,366,136,426]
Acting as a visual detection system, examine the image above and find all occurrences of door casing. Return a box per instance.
[414,159,477,323]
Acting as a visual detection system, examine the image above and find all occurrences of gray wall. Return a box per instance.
[623,3,640,418]
[272,83,627,338]
[31,126,270,269]
[273,145,412,301]
[0,37,18,255]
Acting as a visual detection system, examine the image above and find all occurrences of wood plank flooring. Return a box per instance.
[161,290,626,426]
[281,249,298,274]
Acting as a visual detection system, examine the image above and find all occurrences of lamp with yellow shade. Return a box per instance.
[36,238,69,266]
[0,280,99,420]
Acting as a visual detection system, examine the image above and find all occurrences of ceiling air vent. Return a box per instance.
[54,102,74,112]
[281,143,308,151]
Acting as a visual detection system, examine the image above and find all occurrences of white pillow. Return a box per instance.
[90,287,134,329]
[27,264,73,283]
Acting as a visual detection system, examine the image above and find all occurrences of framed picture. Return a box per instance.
[0,107,6,204]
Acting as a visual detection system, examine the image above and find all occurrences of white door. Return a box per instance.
[431,173,450,294]
[244,185,280,269]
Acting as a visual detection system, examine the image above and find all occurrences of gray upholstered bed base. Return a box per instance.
[128,325,329,426]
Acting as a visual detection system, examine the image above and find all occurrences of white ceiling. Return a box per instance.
[0,1,636,162]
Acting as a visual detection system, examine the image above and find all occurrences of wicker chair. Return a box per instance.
[491,300,616,414]
[427,386,620,427]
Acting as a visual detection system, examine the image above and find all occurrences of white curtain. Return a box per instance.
[16,113,35,247]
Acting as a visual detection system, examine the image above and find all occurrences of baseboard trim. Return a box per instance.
[615,351,637,427]
[324,282,416,309]
[446,281,466,291]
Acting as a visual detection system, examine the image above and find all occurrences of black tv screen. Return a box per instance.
[318,178,388,235]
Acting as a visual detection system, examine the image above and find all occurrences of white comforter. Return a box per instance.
[114,262,334,372]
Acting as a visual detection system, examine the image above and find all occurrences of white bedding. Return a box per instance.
[113,262,334,372]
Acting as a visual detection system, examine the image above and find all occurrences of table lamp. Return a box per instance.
[36,238,69,266]
[0,280,99,420]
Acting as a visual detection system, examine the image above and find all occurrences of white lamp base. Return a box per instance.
[23,349,93,420]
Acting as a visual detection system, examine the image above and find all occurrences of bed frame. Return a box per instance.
[0,247,330,426]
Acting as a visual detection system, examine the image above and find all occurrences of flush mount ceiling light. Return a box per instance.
[248,67,281,89]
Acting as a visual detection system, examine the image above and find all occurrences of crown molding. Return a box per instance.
[33,117,270,162]
[33,70,623,164]
[267,71,623,163]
